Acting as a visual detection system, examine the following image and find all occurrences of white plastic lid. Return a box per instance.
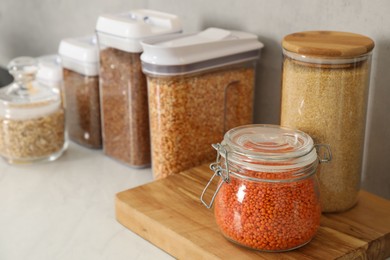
[58,35,99,76]
[140,27,264,75]
[36,55,63,86]
[96,9,182,53]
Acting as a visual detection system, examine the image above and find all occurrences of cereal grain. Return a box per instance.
[281,58,370,212]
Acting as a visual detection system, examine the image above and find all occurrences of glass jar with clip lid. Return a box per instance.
[201,124,331,252]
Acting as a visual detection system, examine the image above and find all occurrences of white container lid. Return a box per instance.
[58,35,99,76]
[96,9,182,53]
[140,27,264,75]
[36,55,63,87]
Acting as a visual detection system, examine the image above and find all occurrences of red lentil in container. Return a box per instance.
[201,124,331,252]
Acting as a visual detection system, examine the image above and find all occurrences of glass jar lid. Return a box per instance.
[220,124,318,172]
[0,57,61,119]
[201,124,330,209]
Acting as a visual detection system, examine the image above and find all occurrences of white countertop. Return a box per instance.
[0,143,174,260]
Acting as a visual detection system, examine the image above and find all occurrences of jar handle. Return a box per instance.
[314,144,332,163]
[223,80,240,133]
[200,143,230,209]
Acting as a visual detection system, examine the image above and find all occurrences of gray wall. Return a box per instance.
[1,0,389,199]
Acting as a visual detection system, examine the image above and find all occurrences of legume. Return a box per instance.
[63,68,102,149]
[0,109,65,161]
[147,66,254,179]
[214,165,321,251]
[99,48,150,167]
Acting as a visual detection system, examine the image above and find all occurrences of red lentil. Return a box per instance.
[214,166,321,251]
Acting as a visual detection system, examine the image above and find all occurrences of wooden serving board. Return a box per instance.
[116,164,390,259]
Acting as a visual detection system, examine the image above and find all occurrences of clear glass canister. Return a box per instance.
[96,9,182,167]
[280,31,374,212]
[59,35,102,149]
[0,57,66,163]
[141,28,264,179]
[201,124,328,252]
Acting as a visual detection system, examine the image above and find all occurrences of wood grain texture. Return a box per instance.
[282,31,375,58]
[116,164,390,259]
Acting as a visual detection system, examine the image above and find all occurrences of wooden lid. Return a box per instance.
[282,31,374,58]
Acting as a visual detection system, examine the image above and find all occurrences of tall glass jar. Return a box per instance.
[0,57,66,164]
[201,124,328,252]
[280,31,374,212]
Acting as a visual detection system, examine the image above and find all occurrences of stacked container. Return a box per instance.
[0,57,66,164]
[141,28,264,179]
[280,31,375,212]
[96,9,182,167]
[59,35,102,149]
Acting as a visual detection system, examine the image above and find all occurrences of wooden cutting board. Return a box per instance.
[116,164,390,259]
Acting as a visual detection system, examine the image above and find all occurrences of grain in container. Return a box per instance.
[0,57,66,164]
[280,31,374,212]
[96,9,182,167]
[59,35,102,149]
[200,124,329,251]
[141,27,264,179]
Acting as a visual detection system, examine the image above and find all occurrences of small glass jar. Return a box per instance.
[0,57,66,164]
[201,125,330,252]
[96,9,182,167]
[141,28,263,179]
[59,35,102,149]
[280,31,374,212]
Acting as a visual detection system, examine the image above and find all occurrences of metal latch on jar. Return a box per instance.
[200,143,230,209]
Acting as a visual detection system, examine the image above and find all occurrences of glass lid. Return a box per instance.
[0,57,60,105]
[224,124,314,160]
[218,124,319,173]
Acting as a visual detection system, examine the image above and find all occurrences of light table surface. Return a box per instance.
[0,143,173,260]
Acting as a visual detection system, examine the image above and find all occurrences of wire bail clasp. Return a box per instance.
[200,143,230,209]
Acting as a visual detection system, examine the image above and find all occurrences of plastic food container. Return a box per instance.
[59,35,102,149]
[96,9,182,167]
[280,31,375,212]
[36,55,63,91]
[141,28,263,179]
[36,55,64,106]
[201,124,329,252]
[0,57,66,164]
